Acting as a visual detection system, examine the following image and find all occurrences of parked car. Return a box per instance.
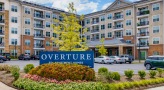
[1,53,11,61]
[18,54,31,60]
[144,55,164,70]
[109,56,125,64]
[120,54,134,64]
[94,56,114,64]
[0,55,7,63]
[31,55,39,60]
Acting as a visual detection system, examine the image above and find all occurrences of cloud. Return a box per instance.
[23,0,99,14]
[102,2,112,10]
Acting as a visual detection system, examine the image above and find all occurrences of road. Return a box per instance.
[0,60,146,75]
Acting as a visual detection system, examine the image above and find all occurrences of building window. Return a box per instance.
[153,51,160,55]
[25,50,30,55]
[46,32,50,37]
[52,14,58,19]
[46,22,51,28]
[87,27,90,32]
[96,34,99,39]
[101,25,105,30]
[46,12,51,18]
[126,20,131,26]
[85,19,90,24]
[126,40,132,44]
[126,10,131,16]
[59,16,63,21]
[153,26,159,33]
[24,7,30,14]
[25,18,30,25]
[25,29,30,35]
[153,3,160,11]
[11,5,17,12]
[100,15,105,21]
[108,23,112,28]
[108,32,112,38]
[53,33,57,38]
[11,17,17,23]
[126,30,132,36]
[107,14,112,19]
[46,41,50,46]
[11,39,17,45]
[11,50,17,56]
[87,35,90,40]
[11,28,17,34]
[25,40,30,46]
[101,33,105,38]
[153,15,159,22]
[153,38,159,44]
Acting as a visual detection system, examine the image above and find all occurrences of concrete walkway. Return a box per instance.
[146,86,164,90]
[0,82,16,90]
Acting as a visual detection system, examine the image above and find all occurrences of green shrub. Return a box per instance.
[138,70,146,79]
[124,70,134,79]
[111,72,120,80]
[149,70,157,78]
[98,67,108,74]
[24,64,34,73]
[29,63,95,81]
[0,65,11,73]
[10,65,20,80]
[157,68,163,77]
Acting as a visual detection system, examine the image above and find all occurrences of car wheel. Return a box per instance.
[146,64,151,70]
[129,62,132,64]
[101,60,105,64]
[114,60,117,64]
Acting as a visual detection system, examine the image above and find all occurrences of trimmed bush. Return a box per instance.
[24,64,34,73]
[98,67,108,74]
[0,64,11,73]
[124,70,134,79]
[111,72,121,80]
[149,70,157,78]
[138,70,146,79]
[29,63,95,81]
[157,68,163,77]
[10,65,20,80]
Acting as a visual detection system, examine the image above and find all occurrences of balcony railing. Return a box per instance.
[0,31,4,35]
[34,34,44,38]
[0,8,4,11]
[137,21,149,26]
[34,14,44,19]
[137,10,150,16]
[91,38,99,41]
[92,21,99,24]
[113,15,123,20]
[0,19,4,23]
[113,25,123,29]
[114,35,123,38]
[34,44,44,48]
[91,29,99,33]
[137,32,149,37]
[137,42,149,47]
[34,24,44,28]
[0,43,4,47]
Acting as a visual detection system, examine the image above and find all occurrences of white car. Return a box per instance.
[109,56,125,64]
[94,56,114,64]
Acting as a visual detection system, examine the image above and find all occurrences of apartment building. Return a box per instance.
[84,0,164,59]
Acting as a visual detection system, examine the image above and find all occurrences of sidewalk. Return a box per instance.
[0,82,16,90]
[146,86,164,90]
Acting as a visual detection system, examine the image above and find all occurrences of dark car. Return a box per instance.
[31,55,39,60]
[1,53,11,61]
[120,54,134,64]
[0,55,7,63]
[144,56,164,70]
[18,54,31,60]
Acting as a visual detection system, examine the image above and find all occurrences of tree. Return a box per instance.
[96,38,107,56]
[52,2,88,51]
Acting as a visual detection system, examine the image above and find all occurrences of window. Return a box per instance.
[126,20,131,26]
[53,33,57,38]
[25,40,30,46]
[59,16,63,21]
[100,16,105,21]
[126,30,132,36]
[52,14,58,19]
[46,32,50,37]
[46,41,50,46]
[46,12,51,18]
[46,22,51,28]
[153,15,159,22]
[126,10,131,16]
[108,23,112,28]
[11,17,17,23]
[11,50,17,56]
[153,3,160,11]
[101,25,105,30]
[25,18,30,24]
[11,28,17,34]
[11,39,17,45]
[153,26,159,33]
[107,14,112,19]
[85,19,90,24]
[25,29,30,35]
[24,7,30,14]
[126,40,132,43]
[153,51,160,55]
[87,27,90,32]
[25,50,30,55]
[108,32,112,38]
[101,33,105,38]
[11,5,17,12]
[153,38,159,44]
[117,1,120,5]
[87,35,90,40]
[96,34,99,39]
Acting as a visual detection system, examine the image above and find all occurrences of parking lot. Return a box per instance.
[0,60,147,75]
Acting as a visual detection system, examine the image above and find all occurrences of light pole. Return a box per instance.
[138,38,141,63]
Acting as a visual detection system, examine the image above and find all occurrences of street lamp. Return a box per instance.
[138,38,141,63]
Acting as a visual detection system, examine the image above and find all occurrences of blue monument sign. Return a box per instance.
[39,51,94,68]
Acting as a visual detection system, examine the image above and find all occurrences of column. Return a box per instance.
[119,45,123,56]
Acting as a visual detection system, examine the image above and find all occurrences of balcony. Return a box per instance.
[34,44,45,49]
[113,15,123,21]
[0,43,4,48]
[34,34,45,40]
[0,19,4,25]
[113,25,123,30]
[137,21,149,28]
[113,35,123,39]
[137,32,149,37]
[92,21,99,25]
[137,42,149,49]
[91,29,99,34]
[34,24,44,29]
[0,8,4,12]
[91,38,99,41]
[137,10,150,16]
[0,30,4,37]
[34,14,44,19]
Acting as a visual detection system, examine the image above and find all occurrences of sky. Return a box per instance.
[23,0,140,15]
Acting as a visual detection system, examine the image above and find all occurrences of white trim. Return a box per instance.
[152,3,160,11]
